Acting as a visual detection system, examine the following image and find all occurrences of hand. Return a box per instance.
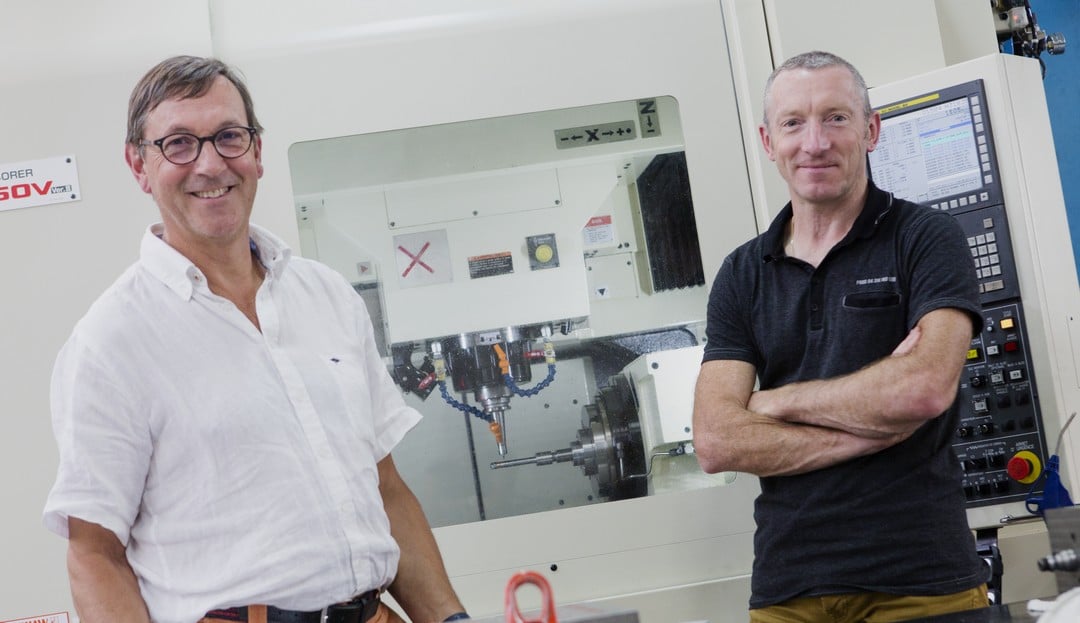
[747,388,773,417]
[890,326,922,357]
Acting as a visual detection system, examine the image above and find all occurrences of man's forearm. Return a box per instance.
[386,494,466,622]
[68,520,150,623]
[750,309,972,439]
[697,403,909,477]
[693,360,910,477]
[748,365,930,440]
[379,457,465,622]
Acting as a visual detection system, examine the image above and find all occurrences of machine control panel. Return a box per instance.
[869,78,1051,510]
[955,303,1048,506]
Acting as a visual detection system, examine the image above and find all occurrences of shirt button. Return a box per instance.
[811,304,820,311]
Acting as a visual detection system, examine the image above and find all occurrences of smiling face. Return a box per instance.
[126,75,263,254]
[759,65,880,211]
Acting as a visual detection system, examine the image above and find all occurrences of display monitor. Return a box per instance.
[869,79,1003,213]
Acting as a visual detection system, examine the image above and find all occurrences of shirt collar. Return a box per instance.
[760,181,895,263]
[139,223,293,300]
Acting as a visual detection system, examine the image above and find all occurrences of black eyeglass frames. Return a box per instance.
[139,126,257,165]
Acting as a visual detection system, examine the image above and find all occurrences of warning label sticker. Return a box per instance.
[583,215,615,247]
[468,251,514,279]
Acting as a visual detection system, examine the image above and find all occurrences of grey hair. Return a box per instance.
[126,55,263,145]
[761,50,872,128]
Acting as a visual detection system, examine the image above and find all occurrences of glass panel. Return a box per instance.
[289,97,733,528]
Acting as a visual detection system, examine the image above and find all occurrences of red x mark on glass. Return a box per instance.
[399,241,434,277]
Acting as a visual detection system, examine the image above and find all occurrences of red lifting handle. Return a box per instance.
[504,570,557,623]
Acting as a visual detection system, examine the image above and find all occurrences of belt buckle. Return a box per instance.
[324,590,380,623]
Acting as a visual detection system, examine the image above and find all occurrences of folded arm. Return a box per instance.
[379,454,466,623]
[67,517,150,623]
[749,307,973,439]
[692,358,909,477]
[693,308,972,477]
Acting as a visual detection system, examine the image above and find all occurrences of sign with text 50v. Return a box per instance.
[0,155,80,213]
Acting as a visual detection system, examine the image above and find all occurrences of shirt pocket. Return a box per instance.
[842,290,901,309]
[835,289,907,365]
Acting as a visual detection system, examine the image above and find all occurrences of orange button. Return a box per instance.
[1000,318,1015,330]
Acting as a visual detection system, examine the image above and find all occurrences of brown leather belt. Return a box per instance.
[202,589,381,623]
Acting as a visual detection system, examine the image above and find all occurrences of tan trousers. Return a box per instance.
[748,584,989,623]
[200,602,405,623]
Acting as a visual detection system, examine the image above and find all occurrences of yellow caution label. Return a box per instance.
[877,93,941,115]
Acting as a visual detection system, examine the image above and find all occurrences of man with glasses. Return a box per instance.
[43,56,469,623]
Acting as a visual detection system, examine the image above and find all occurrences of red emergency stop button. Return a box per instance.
[1007,456,1031,479]
[1007,450,1041,484]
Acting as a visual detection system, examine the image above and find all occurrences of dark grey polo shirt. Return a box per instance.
[704,183,986,608]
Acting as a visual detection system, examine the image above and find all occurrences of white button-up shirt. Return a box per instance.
[44,224,421,623]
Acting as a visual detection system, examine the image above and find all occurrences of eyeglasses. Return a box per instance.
[140,126,257,165]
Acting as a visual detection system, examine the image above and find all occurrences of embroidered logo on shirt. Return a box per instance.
[854,276,897,285]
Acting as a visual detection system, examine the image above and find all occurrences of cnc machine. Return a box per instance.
[291,96,731,525]
[3,1,1077,621]
[230,2,764,618]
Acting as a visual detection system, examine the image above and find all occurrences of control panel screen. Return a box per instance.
[870,96,982,204]
[869,80,1003,214]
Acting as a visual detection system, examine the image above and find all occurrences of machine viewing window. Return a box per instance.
[288,97,734,528]
[869,79,1003,213]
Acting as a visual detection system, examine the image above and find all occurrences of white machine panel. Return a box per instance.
[870,55,1080,531]
[624,346,703,451]
[387,169,561,228]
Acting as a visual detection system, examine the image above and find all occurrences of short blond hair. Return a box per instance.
[762,50,872,128]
